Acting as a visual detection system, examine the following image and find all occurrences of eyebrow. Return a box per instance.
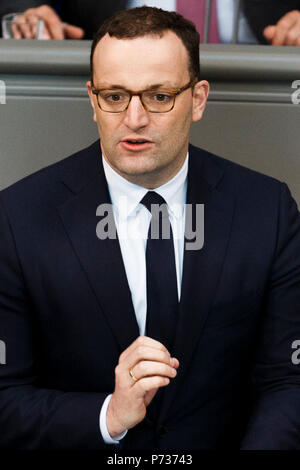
[94,82,177,90]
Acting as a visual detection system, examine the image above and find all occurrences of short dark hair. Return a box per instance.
[90,6,200,82]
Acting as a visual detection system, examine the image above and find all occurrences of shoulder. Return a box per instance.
[189,143,284,192]
[188,144,294,217]
[0,140,101,212]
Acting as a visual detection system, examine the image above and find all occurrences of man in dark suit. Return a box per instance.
[2,0,300,45]
[1,6,300,450]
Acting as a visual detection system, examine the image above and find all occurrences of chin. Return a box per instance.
[119,164,156,178]
[117,156,157,175]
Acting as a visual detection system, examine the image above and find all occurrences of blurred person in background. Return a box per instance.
[1,0,300,45]
[1,6,300,451]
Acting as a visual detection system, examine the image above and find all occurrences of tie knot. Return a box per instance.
[140,191,167,214]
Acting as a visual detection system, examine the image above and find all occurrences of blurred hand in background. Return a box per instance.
[11,4,84,39]
[264,10,300,46]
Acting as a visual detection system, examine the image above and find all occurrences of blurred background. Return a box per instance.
[0,0,300,203]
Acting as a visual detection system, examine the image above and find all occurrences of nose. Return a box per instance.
[123,95,150,130]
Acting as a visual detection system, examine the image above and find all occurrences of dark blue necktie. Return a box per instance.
[140,191,179,354]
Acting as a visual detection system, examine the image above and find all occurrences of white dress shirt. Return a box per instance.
[99,152,188,444]
[128,0,258,44]
[217,0,258,44]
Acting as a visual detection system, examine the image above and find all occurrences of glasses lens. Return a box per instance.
[142,91,175,112]
[97,89,175,113]
[98,90,130,112]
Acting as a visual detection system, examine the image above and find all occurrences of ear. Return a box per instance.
[86,80,98,122]
[191,80,210,122]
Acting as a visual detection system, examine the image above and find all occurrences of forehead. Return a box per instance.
[92,31,190,87]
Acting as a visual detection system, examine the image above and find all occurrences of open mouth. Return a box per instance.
[121,139,153,150]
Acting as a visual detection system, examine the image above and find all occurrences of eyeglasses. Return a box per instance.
[91,77,198,113]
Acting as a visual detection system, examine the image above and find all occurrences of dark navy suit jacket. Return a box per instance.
[0,140,300,449]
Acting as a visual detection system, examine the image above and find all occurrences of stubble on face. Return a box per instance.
[99,108,192,188]
[91,31,194,189]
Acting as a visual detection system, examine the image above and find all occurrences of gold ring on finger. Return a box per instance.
[129,368,139,383]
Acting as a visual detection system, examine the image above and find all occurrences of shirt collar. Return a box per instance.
[102,152,188,221]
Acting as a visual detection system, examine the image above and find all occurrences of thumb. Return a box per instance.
[144,388,158,407]
[263,25,276,41]
[64,23,84,39]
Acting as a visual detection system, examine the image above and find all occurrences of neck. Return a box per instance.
[102,146,188,189]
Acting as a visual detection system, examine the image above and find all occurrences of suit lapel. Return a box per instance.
[57,141,139,354]
[56,140,235,424]
[158,145,236,424]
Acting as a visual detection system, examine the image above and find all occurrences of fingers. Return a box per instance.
[285,22,300,46]
[64,23,84,39]
[263,25,276,42]
[129,359,177,384]
[119,335,170,364]
[26,14,41,38]
[10,21,22,39]
[117,335,180,399]
[106,337,180,436]
[135,375,171,394]
[10,5,65,39]
[106,373,170,435]
[119,337,180,398]
[119,337,180,382]
[38,5,64,39]
[272,17,294,46]
[263,10,300,46]
[13,14,32,39]
[171,357,180,368]
[126,345,172,371]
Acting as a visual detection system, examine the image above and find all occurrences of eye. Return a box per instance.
[101,91,127,102]
[110,94,121,101]
[153,93,172,102]
[109,94,125,102]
